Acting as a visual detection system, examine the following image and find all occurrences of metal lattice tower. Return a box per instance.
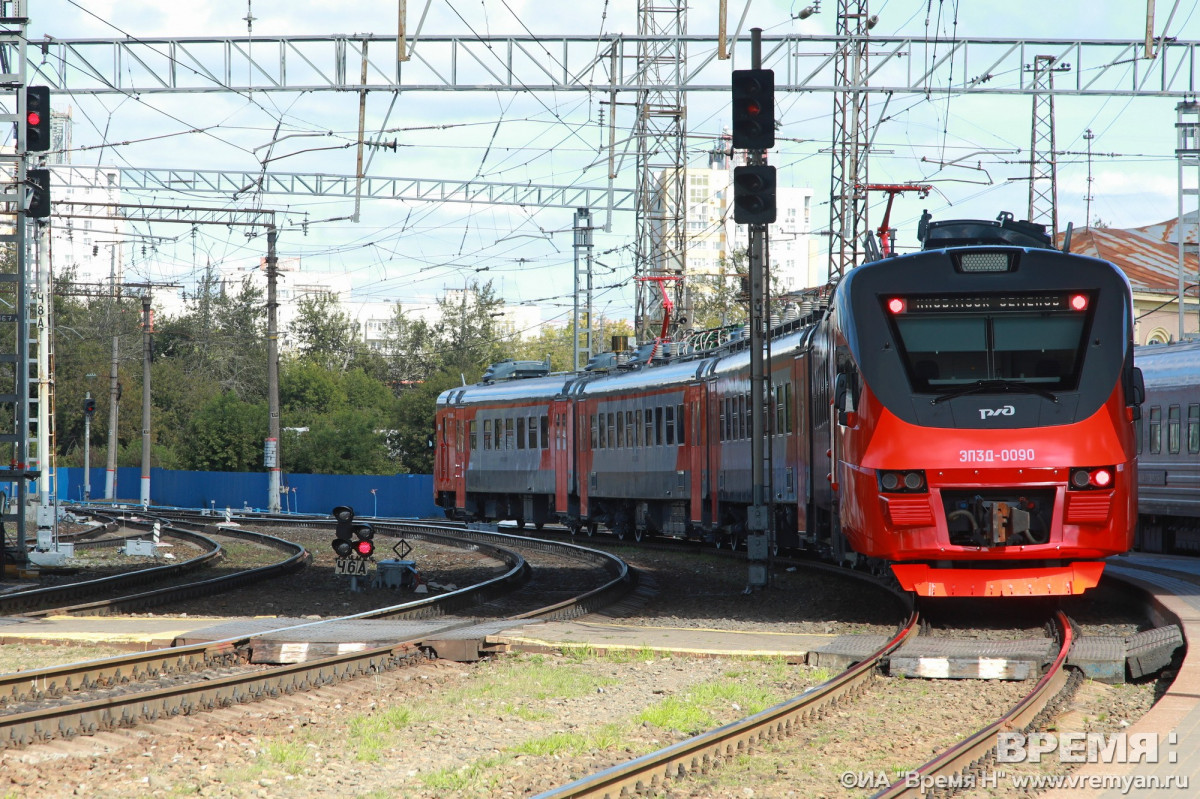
[1027,55,1068,238]
[828,0,872,279]
[632,0,688,342]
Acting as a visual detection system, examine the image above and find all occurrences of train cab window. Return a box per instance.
[483,420,493,450]
[607,412,617,448]
[665,405,675,445]
[1168,405,1181,454]
[891,302,1088,393]
[1188,404,1199,453]
[616,412,626,448]
[503,418,513,450]
[541,415,549,449]
[1149,406,1161,454]
[468,420,477,451]
[529,416,539,449]
[645,408,655,446]
[597,413,606,449]
[516,417,526,449]
[590,414,599,449]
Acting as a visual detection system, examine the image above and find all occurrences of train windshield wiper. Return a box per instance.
[931,379,1059,405]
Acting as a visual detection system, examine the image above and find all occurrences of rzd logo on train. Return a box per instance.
[979,405,1016,420]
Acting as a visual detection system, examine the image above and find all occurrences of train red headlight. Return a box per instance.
[1069,293,1089,311]
[1070,466,1114,490]
[887,297,906,314]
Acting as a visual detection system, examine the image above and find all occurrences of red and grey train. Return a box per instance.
[434,214,1143,597]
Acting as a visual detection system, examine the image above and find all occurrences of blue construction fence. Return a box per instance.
[56,467,440,518]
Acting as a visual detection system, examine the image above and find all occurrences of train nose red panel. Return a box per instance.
[891,562,1106,597]
[880,495,935,527]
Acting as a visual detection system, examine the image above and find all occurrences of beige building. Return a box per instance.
[1064,218,1200,345]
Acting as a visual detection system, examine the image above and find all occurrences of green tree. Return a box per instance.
[391,370,461,473]
[290,293,361,373]
[433,281,506,377]
[284,408,392,475]
[182,392,269,472]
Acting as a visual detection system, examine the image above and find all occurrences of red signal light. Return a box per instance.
[355,539,375,557]
[27,111,41,126]
[1069,294,1088,311]
[887,297,906,314]
[1090,468,1112,488]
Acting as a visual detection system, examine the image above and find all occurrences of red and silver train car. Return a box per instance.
[1134,340,1200,552]
[433,214,1141,598]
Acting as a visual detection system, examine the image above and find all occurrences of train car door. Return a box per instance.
[453,413,468,510]
[685,383,706,524]
[552,398,571,515]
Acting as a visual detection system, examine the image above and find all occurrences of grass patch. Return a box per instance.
[0,643,133,675]
[420,754,511,792]
[503,702,553,722]
[562,643,599,663]
[349,706,422,761]
[458,656,617,703]
[262,739,311,775]
[636,696,716,734]
[603,645,658,664]
[513,723,627,757]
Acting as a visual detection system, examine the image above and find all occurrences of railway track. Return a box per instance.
[1,513,308,616]
[0,517,634,750]
[532,610,1075,799]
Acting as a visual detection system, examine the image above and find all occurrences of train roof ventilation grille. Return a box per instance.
[957,252,1012,273]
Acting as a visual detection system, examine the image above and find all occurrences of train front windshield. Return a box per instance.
[886,292,1092,394]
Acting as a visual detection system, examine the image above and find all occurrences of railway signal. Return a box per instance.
[27,168,50,218]
[330,505,374,578]
[733,165,777,224]
[25,86,51,152]
[731,69,774,150]
[83,397,96,417]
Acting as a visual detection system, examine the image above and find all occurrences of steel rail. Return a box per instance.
[0,516,633,747]
[161,513,635,622]
[0,524,227,615]
[533,609,920,799]
[0,520,527,709]
[870,610,1076,798]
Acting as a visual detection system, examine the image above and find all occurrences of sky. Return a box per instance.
[18,0,1200,332]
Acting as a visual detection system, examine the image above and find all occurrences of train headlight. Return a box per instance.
[878,470,927,493]
[1070,466,1114,490]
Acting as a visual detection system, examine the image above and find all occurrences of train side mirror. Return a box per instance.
[834,372,858,427]
[1128,366,1145,421]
